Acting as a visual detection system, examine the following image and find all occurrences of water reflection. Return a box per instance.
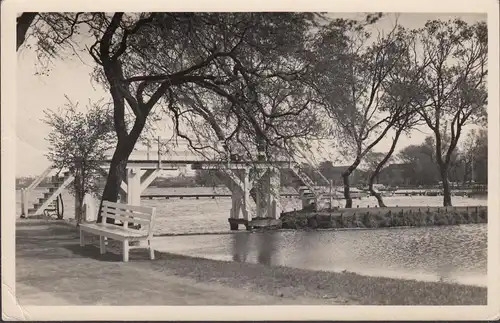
[232,233,250,263]
[157,224,487,286]
[231,232,281,266]
[256,233,278,265]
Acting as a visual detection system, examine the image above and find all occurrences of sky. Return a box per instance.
[15,12,487,177]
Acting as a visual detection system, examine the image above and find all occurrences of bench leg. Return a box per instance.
[123,240,129,262]
[99,236,106,254]
[148,240,155,260]
[80,229,84,247]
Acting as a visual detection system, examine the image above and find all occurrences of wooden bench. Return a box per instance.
[79,200,156,262]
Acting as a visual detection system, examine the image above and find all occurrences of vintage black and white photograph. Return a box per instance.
[2,0,499,320]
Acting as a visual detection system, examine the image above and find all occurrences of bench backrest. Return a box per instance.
[101,201,156,237]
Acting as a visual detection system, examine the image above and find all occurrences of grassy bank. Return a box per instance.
[16,220,486,306]
[280,206,487,230]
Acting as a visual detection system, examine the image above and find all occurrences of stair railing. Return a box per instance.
[34,174,75,216]
[285,141,337,207]
[21,165,54,217]
[289,141,330,187]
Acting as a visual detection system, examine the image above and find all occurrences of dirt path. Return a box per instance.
[15,221,334,305]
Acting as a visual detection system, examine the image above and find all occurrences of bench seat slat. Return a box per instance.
[80,223,149,241]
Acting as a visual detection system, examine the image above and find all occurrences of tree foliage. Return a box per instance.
[415,19,487,205]
[311,18,424,207]
[22,13,488,211]
[43,98,115,222]
[459,128,488,184]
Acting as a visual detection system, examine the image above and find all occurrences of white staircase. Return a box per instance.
[287,142,335,209]
[290,165,325,207]
[22,166,74,217]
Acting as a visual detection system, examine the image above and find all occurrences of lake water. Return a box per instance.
[154,224,487,287]
[15,187,488,286]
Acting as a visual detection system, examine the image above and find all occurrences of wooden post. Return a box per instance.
[147,140,150,160]
[231,189,241,220]
[157,136,161,168]
[256,179,262,218]
[267,167,280,219]
[74,157,83,224]
[242,168,250,221]
[127,167,141,206]
[20,188,27,217]
[329,180,333,209]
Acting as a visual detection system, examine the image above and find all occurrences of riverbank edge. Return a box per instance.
[15,219,487,305]
[16,211,488,236]
[280,206,487,230]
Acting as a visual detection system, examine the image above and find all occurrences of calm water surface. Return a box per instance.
[16,187,488,286]
[154,224,487,287]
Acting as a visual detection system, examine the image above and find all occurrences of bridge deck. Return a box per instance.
[102,159,294,170]
[141,193,300,199]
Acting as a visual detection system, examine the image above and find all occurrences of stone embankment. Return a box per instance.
[280,206,487,230]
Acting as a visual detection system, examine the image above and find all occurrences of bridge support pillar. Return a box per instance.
[127,167,148,246]
[127,167,141,206]
[255,167,281,220]
[254,169,268,219]
[227,168,251,230]
[267,167,280,220]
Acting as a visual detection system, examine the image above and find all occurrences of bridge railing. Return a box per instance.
[105,138,227,162]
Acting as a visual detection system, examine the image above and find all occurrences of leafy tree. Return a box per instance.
[397,138,439,186]
[43,98,115,223]
[313,18,417,207]
[24,13,326,222]
[460,129,488,184]
[414,19,487,206]
[364,31,427,206]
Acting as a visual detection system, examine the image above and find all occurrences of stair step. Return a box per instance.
[51,175,63,182]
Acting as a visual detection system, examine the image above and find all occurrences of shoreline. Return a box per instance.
[16,219,487,305]
[16,213,488,233]
[150,250,487,305]
[17,216,487,236]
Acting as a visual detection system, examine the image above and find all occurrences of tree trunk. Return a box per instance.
[342,157,361,208]
[369,130,402,207]
[97,138,137,223]
[16,13,37,51]
[439,165,453,206]
[342,173,352,208]
[73,158,84,225]
[369,185,385,207]
[74,178,83,224]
